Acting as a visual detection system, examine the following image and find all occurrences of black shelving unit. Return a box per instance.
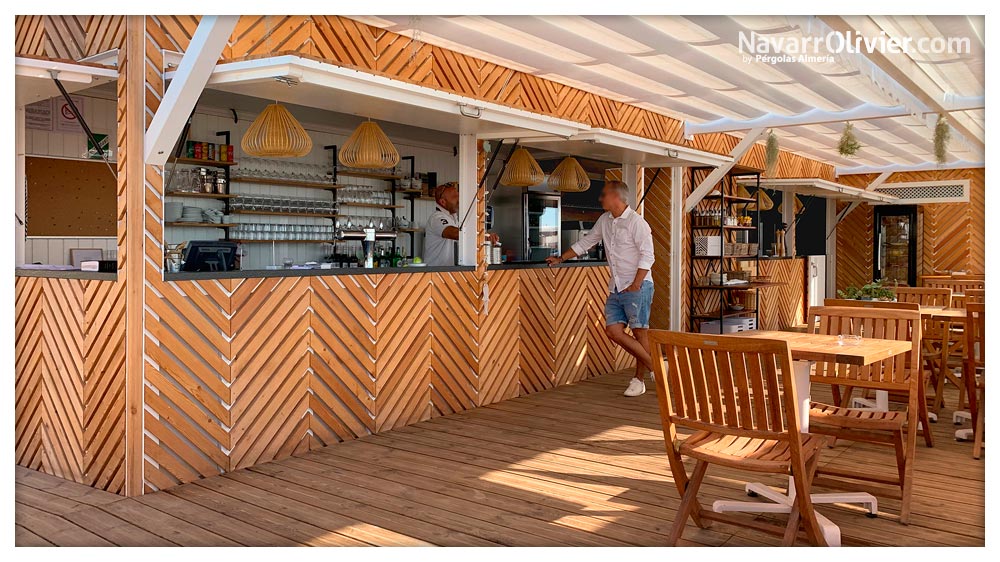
[689,169,764,333]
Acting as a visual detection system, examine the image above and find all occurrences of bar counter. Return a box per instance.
[15,268,118,281]
[15,257,630,495]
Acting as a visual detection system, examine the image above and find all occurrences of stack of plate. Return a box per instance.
[178,206,205,223]
[164,202,183,222]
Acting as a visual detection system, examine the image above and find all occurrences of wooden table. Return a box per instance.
[711,330,913,547]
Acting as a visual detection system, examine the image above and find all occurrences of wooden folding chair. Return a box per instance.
[965,289,985,305]
[805,306,922,524]
[895,287,954,423]
[649,330,828,546]
[925,278,985,309]
[823,298,920,311]
[817,299,932,446]
[964,303,985,459]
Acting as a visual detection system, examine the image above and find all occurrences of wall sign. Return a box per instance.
[55,95,85,133]
[25,99,53,131]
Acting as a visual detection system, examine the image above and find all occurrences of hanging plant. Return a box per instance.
[934,115,951,165]
[837,122,862,157]
[764,130,780,177]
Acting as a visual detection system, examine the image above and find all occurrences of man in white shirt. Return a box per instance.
[424,182,499,266]
[424,183,461,266]
[546,180,656,397]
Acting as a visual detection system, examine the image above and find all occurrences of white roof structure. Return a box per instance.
[352,15,984,175]
[735,177,898,203]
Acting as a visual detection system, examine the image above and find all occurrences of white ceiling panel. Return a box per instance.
[352,15,984,170]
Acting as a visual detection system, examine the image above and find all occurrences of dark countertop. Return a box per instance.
[15,269,118,281]
[164,265,475,281]
[758,256,806,261]
[489,260,608,270]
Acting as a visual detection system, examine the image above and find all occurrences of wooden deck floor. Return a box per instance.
[15,372,985,546]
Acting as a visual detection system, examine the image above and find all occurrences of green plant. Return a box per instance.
[837,280,896,301]
[838,122,861,157]
[765,130,779,177]
[934,115,951,165]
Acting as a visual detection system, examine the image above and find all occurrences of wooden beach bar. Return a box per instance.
[13,15,985,546]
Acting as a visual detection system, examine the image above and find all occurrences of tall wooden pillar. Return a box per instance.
[121,15,146,497]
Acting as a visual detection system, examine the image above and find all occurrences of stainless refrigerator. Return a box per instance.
[525,193,561,261]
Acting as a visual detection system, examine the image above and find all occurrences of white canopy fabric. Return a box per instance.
[351,15,984,173]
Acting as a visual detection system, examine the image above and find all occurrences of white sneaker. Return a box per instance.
[647,370,656,382]
[624,377,646,397]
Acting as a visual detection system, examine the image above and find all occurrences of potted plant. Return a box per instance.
[837,280,896,301]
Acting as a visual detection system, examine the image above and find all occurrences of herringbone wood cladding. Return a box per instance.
[137,267,621,491]
[15,15,125,60]
[15,278,126,494]
[836,169,984,290]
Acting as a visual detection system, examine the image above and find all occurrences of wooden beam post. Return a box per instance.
[865,171,893,191]
[122,15,145,497]
[684,127,765,213]
[144,15,238,165]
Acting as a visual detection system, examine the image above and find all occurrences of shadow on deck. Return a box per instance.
[15,372,985,546]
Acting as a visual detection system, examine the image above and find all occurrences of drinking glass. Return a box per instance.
[837,334,863,346]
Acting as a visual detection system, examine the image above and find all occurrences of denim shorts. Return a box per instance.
[605,280,654,329]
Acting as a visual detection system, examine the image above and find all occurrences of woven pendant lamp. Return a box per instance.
[339,120,400,170]
[500,148,544,187]
[547,156,591,192]
[738,184,775,211]
[241,103,313,158]
[778,195,805,215]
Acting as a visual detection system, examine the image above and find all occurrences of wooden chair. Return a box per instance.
[918,274,951,286]
[964,303,985,459]
[925,278,985,308]
[823,298,920,311]
[818,299,933,446]
[649,331,828,546]
[805,306,922,524]
[965,289,985,304]
[895,288,955,418]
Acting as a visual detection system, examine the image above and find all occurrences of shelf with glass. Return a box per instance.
[689,168,765,332]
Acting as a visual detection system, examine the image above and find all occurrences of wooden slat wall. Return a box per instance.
[757,258,807,330]
[15,15,125,59]
[835,168,985,290]
[138,267,619,491]
[14,277,126,494]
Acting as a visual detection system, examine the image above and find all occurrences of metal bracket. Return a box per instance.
[50,70,116,179]
[826,200,861,240]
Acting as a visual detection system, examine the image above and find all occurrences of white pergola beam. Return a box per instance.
[144,15,238,165]
[837,160,985,176]
[685,97,983,136]
[684,127,765,213]
[820,15,985,152]
[865,171,893,192]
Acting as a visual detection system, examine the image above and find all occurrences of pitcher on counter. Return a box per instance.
[424,182,499,266]
[546,180,656,397]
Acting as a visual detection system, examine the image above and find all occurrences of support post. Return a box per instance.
[123,15,146,497]
[670,167,684,331]
[782,189,797,257]
[457,133,478,266]
[622,164,641,210]
[825,200,838,298]
[15,105,25,265]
